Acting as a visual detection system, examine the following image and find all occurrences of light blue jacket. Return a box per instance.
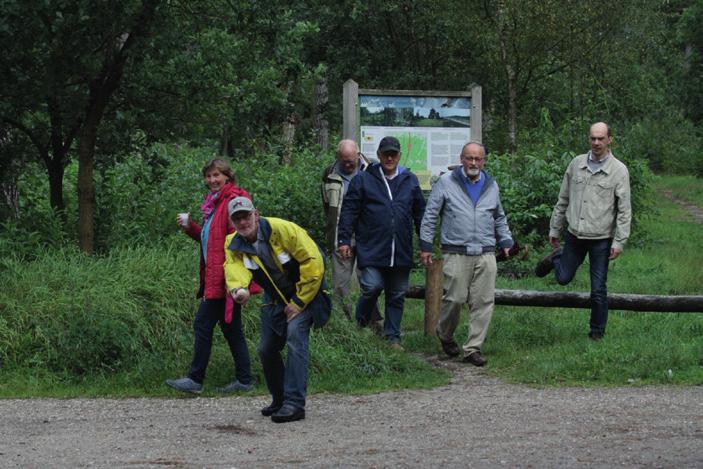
[420,167,513,255]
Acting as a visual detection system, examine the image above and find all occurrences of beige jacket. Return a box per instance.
[549,152,631,251]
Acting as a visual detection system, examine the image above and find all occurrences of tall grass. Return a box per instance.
[0,236,447,398]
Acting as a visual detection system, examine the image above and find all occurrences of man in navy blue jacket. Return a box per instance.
[337,136,426,350]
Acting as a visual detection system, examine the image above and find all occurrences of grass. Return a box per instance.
[0,175,701,397]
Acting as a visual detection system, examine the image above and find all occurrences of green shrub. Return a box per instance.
[619,113,703,176]
[0,240,201,374]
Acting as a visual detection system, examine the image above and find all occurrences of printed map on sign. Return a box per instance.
[359,95,471,189]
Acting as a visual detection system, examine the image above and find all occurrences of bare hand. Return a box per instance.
[420,251,433,267]
[609,248,621,260]
[502,247,510,259]
[177,213,191,230]
[338,245,352,259]
[284,302,301,322]
[549,236,560,249]
[231,288,250,304]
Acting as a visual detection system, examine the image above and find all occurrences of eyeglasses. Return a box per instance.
[462,157,484,162]
[380,152,400,159]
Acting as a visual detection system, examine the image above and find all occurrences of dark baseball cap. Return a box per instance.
[378,136,401,153]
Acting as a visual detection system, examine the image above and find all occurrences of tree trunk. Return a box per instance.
[77,124,97,253]
[75,0,160,253]
[313,77,329,152]
[280,113,298,165]
[46,158,66,213]
[406,287,703,313]
[1,179,19,219]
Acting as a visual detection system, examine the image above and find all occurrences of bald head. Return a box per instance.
[589,122,612,160]
[336,139,361,176]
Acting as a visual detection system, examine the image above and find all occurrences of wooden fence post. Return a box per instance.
[424,259,443,336]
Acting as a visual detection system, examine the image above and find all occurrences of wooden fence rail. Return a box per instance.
[409,259,703,335]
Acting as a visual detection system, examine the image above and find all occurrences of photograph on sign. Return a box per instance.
[359,95,471,188]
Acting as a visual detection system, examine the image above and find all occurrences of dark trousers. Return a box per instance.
[357,266,410,342]
[553,232,612,334]
[188,298,252,385]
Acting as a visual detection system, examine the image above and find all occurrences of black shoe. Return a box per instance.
[463,351,487,367]
[588,331,604,341]
[535,248,562,277]
[436,332,460,357]
[261,401,283,417]
[271,405,305,423]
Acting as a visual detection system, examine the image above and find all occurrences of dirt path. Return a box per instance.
[1,363,701,468]
[658,188,703,223]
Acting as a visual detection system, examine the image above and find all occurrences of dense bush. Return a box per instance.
[0,240,205,374]
[619,113,703,177]
[94,143,331,250]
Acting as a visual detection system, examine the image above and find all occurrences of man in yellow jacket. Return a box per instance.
[224,197,330,423]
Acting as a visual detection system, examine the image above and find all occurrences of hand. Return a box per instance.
[338,245,352,259]
[420,251,433,267]
[231,288,250,304]
[549,237,561,249]
[609,248,621,260]
[177,213,191,229]
[284,302,301,322]
[502,247,510,259]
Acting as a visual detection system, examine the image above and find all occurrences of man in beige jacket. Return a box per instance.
[536,122,631,340]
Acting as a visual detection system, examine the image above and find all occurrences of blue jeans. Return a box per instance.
[553,232,612,335]
[188,299,252,385]
[356,266,410,342]
[258,295,315,410]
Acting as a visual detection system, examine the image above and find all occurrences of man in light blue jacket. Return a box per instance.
[420,142,513,366]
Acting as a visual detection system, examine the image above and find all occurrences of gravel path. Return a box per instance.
[1,361,701,468]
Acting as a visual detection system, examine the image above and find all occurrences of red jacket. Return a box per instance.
[184,182,251,300]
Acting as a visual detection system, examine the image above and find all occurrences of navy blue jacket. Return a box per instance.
[337,163,426,269]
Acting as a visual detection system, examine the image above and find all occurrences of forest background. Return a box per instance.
[0,0,701,395]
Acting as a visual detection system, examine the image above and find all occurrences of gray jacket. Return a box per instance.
[420,167,513,255]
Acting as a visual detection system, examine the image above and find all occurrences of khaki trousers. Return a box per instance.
[331,248,358,318]
[436,253,497,355]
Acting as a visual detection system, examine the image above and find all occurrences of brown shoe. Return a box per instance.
[463,351,487,367]
[436,332,460,357]
[535,248,562,277]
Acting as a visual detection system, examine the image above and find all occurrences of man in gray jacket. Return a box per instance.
[420,142,513,366]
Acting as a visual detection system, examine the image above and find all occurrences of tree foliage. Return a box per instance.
[0,0,700,249]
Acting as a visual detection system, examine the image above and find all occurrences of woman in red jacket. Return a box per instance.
[166,158,254,394]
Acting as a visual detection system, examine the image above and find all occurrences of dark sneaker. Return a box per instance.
[535,248,562,277]
[165,377,203,394]
[588,331,604,341]
[463,351,487,367]
[436,332,460,358]
[216,380,254,394]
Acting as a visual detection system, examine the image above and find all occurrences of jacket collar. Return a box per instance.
[579,151,615,174]
[368,162,409,182]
